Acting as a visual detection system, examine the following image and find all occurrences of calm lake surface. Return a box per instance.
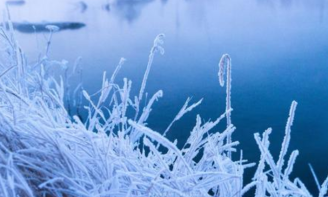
[4,0,328,194]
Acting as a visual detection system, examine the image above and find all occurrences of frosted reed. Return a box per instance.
[218,53,232,158]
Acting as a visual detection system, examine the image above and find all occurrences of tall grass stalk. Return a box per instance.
[218,54,232,159]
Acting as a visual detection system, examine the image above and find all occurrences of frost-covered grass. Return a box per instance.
[0,14,327,197]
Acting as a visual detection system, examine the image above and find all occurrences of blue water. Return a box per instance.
[6,0,328,194]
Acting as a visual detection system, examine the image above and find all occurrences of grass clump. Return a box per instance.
[0,16,327,197]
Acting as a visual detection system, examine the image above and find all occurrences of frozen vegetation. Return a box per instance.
[0,13,327,197]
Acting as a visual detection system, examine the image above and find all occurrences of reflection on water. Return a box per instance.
[2,0,328,195]
[75,1,88,13]
[113,0,155,23]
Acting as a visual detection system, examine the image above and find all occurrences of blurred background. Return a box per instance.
[2,0,328,195]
